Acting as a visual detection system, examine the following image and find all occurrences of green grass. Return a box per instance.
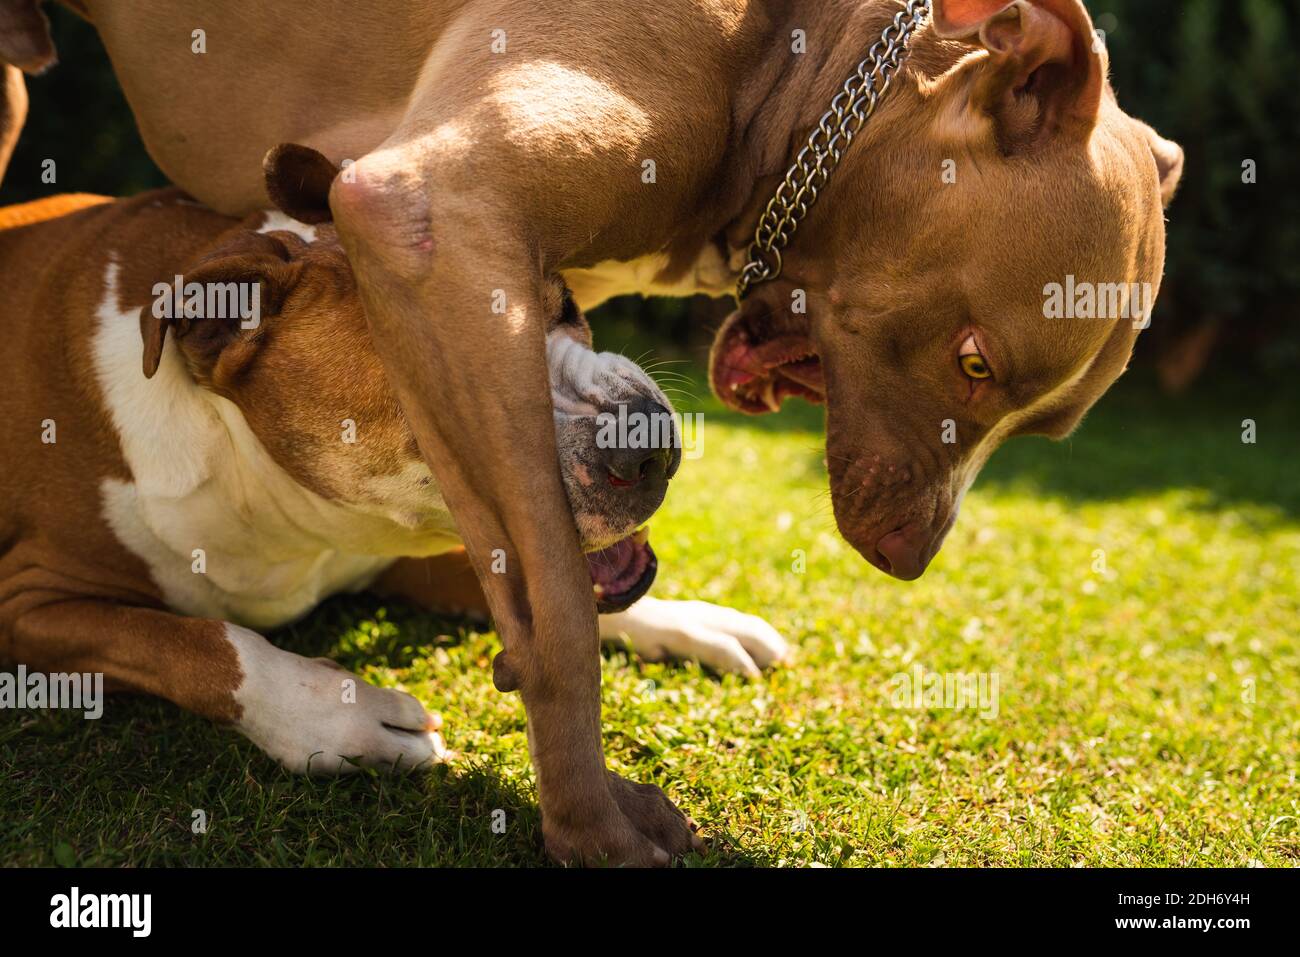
[2,353,1297,867]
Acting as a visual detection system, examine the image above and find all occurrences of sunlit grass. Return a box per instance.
[2,360,1296,866]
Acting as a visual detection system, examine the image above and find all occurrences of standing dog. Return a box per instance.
[0,0,1183,864]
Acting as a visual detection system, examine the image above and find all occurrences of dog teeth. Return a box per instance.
[633,526,650,545]
[762,379,781,413]
[593,584,605,597]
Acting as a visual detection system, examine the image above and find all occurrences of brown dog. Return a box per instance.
[0,0,1182,864]
[0,179,786,774]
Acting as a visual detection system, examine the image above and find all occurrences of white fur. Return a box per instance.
[257,210,318,242]
[224,623,445,774]
[91,258,784,777]
[547,329,673,417]
[562,245,733,311]
[600,597,791,678]
[92,261,457,632]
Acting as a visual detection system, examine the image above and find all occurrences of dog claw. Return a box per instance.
[429,729,452,761]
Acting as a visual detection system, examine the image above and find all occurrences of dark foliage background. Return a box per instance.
[2,0,1295,381]
[1091,0,1300,381]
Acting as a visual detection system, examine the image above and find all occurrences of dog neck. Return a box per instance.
[676,0,956,291]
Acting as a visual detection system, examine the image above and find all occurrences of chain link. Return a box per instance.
[736,0,931,300]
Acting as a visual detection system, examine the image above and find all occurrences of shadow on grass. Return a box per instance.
[0,691,557,866]
[272,593,481,671]
[264,596,783,867]
[3,679,780,866]
[975,372,1300,520]
[735,366,1299,523]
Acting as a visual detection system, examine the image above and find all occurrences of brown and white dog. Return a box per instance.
[0,180,787,774]
[0,0,1183,864]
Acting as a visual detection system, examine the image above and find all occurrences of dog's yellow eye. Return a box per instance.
[960,352,992,380]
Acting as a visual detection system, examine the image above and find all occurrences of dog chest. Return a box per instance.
[562,245,733,310]
[90,260,459,631]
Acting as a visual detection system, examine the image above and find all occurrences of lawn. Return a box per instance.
[2,337,1297,867]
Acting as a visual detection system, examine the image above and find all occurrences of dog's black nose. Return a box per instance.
[601,399,680,489]
[605,445,670,487]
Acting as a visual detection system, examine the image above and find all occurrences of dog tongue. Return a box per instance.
[715,333,824,413]
[586,527,652,598]
[779,356,825,391]
[718,334,812,382]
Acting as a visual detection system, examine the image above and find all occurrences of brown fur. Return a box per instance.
[0,190,443,725]
[0,192,251,720]
[374,550,493,621]
[0,0,1182,866]
[0,0,54,75]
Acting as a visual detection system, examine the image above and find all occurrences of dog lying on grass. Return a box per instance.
[0,167,787,774]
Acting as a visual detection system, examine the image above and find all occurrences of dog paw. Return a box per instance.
[599,597,791,678]
[543,771,701,867]
[225,626,446,774]
[605,770,703,858]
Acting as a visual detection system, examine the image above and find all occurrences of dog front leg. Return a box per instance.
[9,600,445,773]
[331,169,698,866]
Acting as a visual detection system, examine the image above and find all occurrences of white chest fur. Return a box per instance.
[91,261,458,631]
[562,244,735,311]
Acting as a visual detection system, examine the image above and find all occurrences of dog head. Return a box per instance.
[139,144,679,610]
[544,282,681,608]
[712,0,1183,579]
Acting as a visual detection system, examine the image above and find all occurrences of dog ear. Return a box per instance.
[141,230,301,384]
[931,0,1104,148]
[263,143,339,224]
[1133,119,1185,208]
[0,0,56,74]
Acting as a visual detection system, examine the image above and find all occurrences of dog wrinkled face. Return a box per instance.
[545,282,681,611]
[142,221,449,542]
[143,217,678,607]
[711,0,1183,580]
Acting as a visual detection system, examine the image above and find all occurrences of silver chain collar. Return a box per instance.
[736,0,932,300]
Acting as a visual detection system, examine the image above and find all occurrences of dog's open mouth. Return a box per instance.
[586,526,657,613]
[711,326,825,415]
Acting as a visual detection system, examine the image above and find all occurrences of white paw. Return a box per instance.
[600,597,791,678]
[223,625,446,775]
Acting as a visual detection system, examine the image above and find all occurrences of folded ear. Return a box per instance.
[1134,119,1185,208]
[263,143,339,224]
[931,0,1104,148]
[0,0,56,74]
[140,230,301,383]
